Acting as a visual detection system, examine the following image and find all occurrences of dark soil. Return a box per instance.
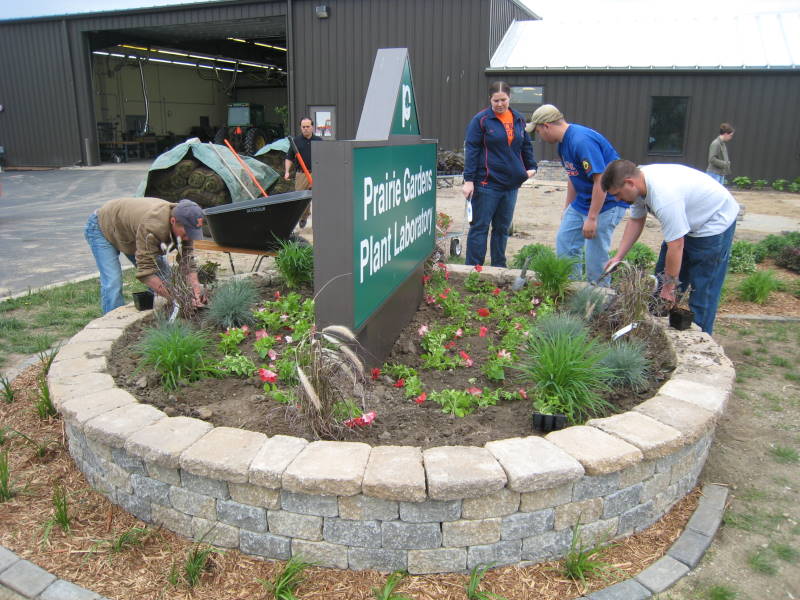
[109,275,675,449]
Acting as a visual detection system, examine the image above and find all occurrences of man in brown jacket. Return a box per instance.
[84,197,206,313]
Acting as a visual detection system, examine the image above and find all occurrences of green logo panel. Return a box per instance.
[353,144,436,329]
[390,60,420,135]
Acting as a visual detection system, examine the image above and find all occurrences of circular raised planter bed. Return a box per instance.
[48,266,734,574]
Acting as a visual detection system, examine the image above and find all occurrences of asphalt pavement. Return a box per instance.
[0,162,150,298]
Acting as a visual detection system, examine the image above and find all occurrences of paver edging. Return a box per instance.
[49,269,733,574]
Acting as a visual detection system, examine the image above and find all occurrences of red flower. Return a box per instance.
[474,265,483,272]
[477,308,490,317]
[255,329,268,340]
[259,368,277,383]
[444,341,456,349]
[479,326,488,337]
[393,378,406,388]
[459,350,474,367]
[425,294,436,304]
[422,274,431,284]
[241,325,250,334]
[274,291,281,299]
[492,287,501,296]
[344,411,377,428]
[415,392,427,404]
[438,292,449,300]
[467,387,482,396]
[371,367,381,380]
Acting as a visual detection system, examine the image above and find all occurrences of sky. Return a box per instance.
[2,0,798,21]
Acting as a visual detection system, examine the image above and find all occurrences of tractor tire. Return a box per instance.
[244,128,268,156]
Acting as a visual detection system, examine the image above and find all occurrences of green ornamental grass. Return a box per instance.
[466,563,508,600]
[0,450,13,502]
[258,555,313,599]
[600,340,650,391]
[181,544,222,588]
[562,523,617,588]
[274,238,314,288]
[566,286,608,321]
[530,248,578,300]
[372,570,414,600]
[204,277,258,329]
[136,320,212,391]
[738,270,782,304]
[511,243,552,269]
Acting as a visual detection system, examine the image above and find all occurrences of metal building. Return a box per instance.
[490,12,800,181]
[0,0,536,169]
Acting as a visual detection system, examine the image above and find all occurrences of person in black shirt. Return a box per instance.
[284,117,322,227]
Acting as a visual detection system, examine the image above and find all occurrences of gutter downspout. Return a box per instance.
[286,0,295,135]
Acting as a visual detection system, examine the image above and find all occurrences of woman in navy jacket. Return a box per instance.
[462,82,537,267]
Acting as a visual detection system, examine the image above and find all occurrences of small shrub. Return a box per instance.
[518,324,613,424]
[258,555,313,599]
[530,249,578,301]
[772,179,789,192]
[788,182,800,193]
[275,238,314,288]
[732,176,752,189]
[738,270,782,304]
[752,179,769,190]
[600,340,650,391]
[136,321,212,391]
[606,264,659,325]
[621,242,657,270]
[204,278,258,329]
[566,286,608,321]
[728,240,758,274]
[511,243,551,269]
[775,245,800,274]
[0,376,14,403]
[755,232,800,260]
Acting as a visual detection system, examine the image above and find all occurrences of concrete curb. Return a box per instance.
[0,484,728,599]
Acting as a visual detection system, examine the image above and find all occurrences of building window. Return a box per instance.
[648,96,689,155]
[510,86,543,117]
[309,106,336,139]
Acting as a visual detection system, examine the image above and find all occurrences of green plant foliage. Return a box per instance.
[205,278,258,329]
[775,245,800,274]
[216,354,257,377]
[34,375,57,419]
[511,243,552,269]
[769,444,799,463]
[372,570,414,600]
[181,544,222,588]
[600,340,650,391]
[562,523,617,587]
[465,563,508,600]
[738,270,782,304]
[136,321,212,391]
[565,286,608,321]
[275,238,314,288]
[621,242,658,270]
[197,260,221,284]
[705,584,738,600]
[788,182,800,193]
[0,450,13,502]
[332,399,362,422]
[728,240,758,274]
[92,526,152,555]
[755,232,800,261]
[732,176,752,189]
[772,178,789,191]
[429,389,478,417]
[37,345,60,375]
[258,555,313,599]
[771,542,799,563]
[0,376,14,403]
[217,326,248,354]
[518,322,613,424]
[747,549,777,575]
[42,485,71,544]
[530,312,587,342]
[530,249,578,301]
[752,179,769,190]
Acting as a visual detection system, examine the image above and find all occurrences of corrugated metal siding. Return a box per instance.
[495,71,800,181]
[488,0,536,59]
[0,21,82,166]
[291,0,496,151]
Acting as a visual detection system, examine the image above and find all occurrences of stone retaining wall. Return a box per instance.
[49,266,734,574]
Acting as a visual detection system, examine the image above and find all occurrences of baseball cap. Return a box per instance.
[173,199,204,241]
[525,104,564,133]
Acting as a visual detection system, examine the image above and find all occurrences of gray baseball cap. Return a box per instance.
[173,199,204,240]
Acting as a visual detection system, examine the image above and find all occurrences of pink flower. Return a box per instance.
[474,265,483,272]
[259,368,277,383]
[371,367,381,380]
[518,388,528,400]
[361,411,377,424]
[414,392,426,404]
[284,335,294,344]
[454,328,463,338]
[267,349,278,361]
[422,274,431,284]
[393,378,406,388]
[274,291,281,299]
[418,324,429,337]
[425,294,436,304]
[459,350,474,367]
[255,329,268,340]
[275,334,283,341]
[280,314,289,321]
[533,297,542,305]
[479,326,488,337]
[241,325,250,334]
[530,310,537,317]
[497,349,511,359]
[467,387,482,396]
[477,308,490,317]
[492,287,501,296]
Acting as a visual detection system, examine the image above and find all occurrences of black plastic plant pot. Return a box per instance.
[668,307,695,330]
[132,290,154,311]
[532,412,568,433]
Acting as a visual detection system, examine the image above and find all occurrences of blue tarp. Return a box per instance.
[135,137,279,202]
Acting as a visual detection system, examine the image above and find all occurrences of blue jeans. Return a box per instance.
[655,222,736,334]
[556,204,627,286]
[84,212,168,314]
[465,185,518,267]
[707,172,726,185]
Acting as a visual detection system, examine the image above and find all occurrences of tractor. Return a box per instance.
[214,102,283,156]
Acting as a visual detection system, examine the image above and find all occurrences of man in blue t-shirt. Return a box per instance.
[526,104,627,285]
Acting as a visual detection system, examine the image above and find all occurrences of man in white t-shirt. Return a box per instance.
[600,160,739,334]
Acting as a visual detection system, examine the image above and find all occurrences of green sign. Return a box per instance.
[390,60,420,135]
[353,143,436,328]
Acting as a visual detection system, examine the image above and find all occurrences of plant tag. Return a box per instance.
[612,322,638,341]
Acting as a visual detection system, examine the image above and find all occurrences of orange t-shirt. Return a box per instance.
[496,110,514,145]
